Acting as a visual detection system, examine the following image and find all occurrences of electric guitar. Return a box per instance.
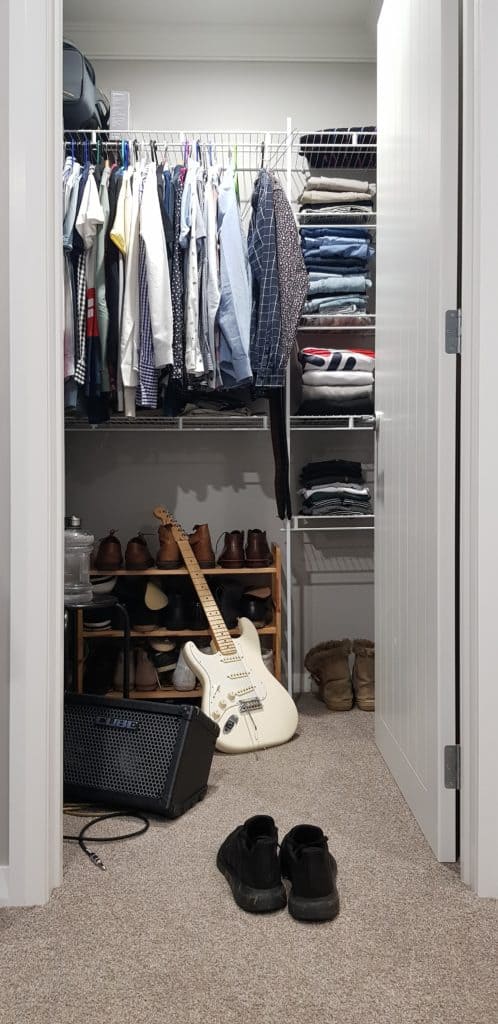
[153,507,298,754]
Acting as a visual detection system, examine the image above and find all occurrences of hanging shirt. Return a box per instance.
[140,162,173,369]
[180,159,205,377]
[170,166,187,382]
[217,164,252,389]
[75,169,105,396]
[203,170,221,387]
[247,170,281,388]
[119,167,141,415]
[110,167,133,255]
[95,165,111,393]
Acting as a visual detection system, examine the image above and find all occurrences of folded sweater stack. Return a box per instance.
[300,459,373,517]
[297,347,375,415]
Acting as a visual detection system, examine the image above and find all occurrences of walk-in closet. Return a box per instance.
[6,0,498,1019]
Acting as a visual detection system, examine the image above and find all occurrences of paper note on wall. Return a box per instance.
[110,90,130,138]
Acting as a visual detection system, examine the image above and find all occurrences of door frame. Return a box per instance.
[459,0,498,898]
[2,0,497,906]
[2,0,64,906]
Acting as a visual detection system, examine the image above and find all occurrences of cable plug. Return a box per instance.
[86,850,106,870]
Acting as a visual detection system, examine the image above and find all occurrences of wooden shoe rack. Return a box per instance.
[74,543,282,699]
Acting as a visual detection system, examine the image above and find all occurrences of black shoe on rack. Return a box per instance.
[164,591,188,631]
[215,581,245,629]
[217,815,287,914]
[280,825,339,922]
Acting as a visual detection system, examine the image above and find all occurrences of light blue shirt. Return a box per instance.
[217,165,252,388]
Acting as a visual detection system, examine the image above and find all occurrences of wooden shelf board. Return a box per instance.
[82,626,277,639]
[91,565,277,577]
[105,688,201,700]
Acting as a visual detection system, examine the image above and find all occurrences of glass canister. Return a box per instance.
[64,515,94,606]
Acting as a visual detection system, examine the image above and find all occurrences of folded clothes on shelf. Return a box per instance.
[301,226,372,241]
[304,176,376,195]
[302,238,374,260]
[299,190,373,206]
[299,389,374,414]
[298,204,374,225]
[299,313,375,328]
[302,296,367,314]
[299,348,375,371]
[299,459,373,516]
[307,276,371,296]
[299,128,377,171]
[302,370,374,387]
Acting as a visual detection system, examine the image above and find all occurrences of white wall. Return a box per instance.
[92,59,377,131]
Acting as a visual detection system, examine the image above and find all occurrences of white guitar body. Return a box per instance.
[183,617,298,754]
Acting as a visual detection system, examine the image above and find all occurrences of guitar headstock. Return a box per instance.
[153,506,173,527]
[152,506,187,541]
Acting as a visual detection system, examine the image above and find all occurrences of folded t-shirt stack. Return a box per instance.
[297,347,375,415]
[300,459,373,517]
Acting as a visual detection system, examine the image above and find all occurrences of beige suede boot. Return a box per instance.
[304,639,353,711]
[352,639,375,711]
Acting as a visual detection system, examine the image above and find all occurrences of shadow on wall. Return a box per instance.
[65,431,281,548]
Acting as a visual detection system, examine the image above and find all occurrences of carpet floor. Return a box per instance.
[1,697,497,1024]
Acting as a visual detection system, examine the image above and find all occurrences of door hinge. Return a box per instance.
[444,744,461,789]
[445,309,462,354]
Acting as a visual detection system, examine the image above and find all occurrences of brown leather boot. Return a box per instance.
[245,529,272,567]
[304,639,353,711]
[189,523,215,568]
[352,639,375,711]
[156,524,182,569]
[125,533,155,571]
[94,530,123,571]
[218,530,245,569]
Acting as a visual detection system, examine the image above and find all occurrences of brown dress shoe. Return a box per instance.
[188,523,215,568]
[156,524,182,569]
[245,529,272,567]
[94,529,123,572]
[218,530,245,569]
[125,533,155,571]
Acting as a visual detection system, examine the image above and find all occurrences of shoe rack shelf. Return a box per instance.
[82,626,278,639]
[90,565,278,576]
[75,544,282,698]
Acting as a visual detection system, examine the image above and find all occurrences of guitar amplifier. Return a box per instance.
[64,693,219,818]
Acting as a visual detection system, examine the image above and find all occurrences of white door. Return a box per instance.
[375,0,459,860]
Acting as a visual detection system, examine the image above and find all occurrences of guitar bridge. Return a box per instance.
[239,698,263,714]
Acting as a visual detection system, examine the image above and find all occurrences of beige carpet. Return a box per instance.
[1,697,497,1024]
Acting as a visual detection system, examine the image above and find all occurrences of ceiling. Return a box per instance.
[64,0,382,62]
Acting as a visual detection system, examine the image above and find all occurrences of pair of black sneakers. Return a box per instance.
[217,815,339,922]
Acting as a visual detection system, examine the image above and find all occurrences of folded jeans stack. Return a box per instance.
[299,459,372,516]
[297,346,375,414]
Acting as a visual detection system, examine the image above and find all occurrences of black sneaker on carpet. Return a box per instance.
[280,825,340,922]
[217,815,287,914]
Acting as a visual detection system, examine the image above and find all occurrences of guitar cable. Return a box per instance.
[63,809,150,870]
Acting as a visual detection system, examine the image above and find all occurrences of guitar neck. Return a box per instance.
[172,531,237,656]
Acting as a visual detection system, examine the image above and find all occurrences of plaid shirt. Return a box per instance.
[247,171,282,388]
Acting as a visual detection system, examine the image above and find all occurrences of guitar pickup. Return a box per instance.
[239,698,263,714]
